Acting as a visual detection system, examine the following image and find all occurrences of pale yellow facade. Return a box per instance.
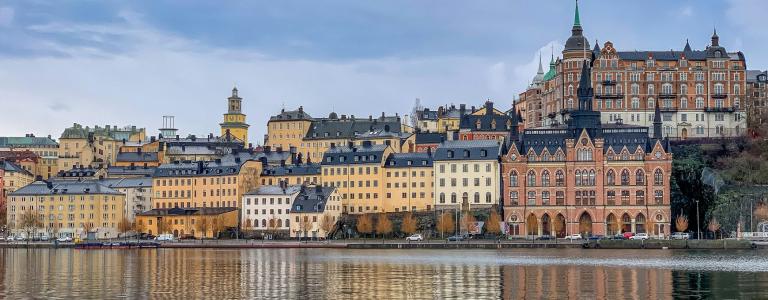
[383,165,434,212]
[267,118,312,152]
[152,160,262,209]
[321,146,393,214]
[135,208,239,239]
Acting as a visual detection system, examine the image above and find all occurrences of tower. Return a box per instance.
[220,86,250,146]
[159,115,178,138]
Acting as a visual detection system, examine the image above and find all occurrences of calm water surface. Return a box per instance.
[1,248,767,299]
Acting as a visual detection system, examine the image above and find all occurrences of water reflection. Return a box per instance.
[0,248,766,299]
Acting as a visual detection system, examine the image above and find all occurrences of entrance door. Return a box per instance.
[681,128,688,140]
[578,213,593,237]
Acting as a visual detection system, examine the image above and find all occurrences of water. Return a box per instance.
[1,248,767,299]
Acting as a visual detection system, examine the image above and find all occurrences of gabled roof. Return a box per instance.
[262,164,321,176]
[99,177,152,188]
[305,116,401,140]
[0,160,33,176]
[321,144,388,165]
[433,140,501,161]
[384,152,433,168]
[106,166,156,177]
[414,132,446,144]
[154,160,246,178]
[10,180,122,196]
[245,185,303,196]
[116,152,159,163]
[269,108,313,121]
[290,186,336,213]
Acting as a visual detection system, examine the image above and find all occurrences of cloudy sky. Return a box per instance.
[1,0,766,144]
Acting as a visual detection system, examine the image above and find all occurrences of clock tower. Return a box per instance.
[220,86,249,146]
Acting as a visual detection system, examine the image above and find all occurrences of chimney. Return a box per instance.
[426,147,432,157]
[351,115,355,120]
[381,112,385,119]
[235,156,241,163]
[35,175,43,182]
[369,115,373,121]
[330,143,336,148]
[276,146,283,153]
[176,135,180,141]
[197,161,204,173]
[459,104,466,116]
[259,156,268,168]
[137,148,142,154]
[486,101,493,115]
[45,180,53,189]
[150,136,156,142]
[214,158,221,164]
[315,185,322,193]
[299,106,303,112]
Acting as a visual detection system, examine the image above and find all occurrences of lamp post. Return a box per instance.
[695,199,701,240]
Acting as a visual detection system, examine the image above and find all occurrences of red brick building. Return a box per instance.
[502,57,672,238]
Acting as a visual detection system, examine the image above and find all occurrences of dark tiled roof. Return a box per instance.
[57,166,102,178]
[416,108,438,121]
[116,152,158,162]
[0,150,40,162]
[414,132,446,144]
[245,185,302,196]
[305,116,401,140]
[10,180,122,196]
[106,166,156,177]
[0,160,33,176]
[262,164,321,176]
[99,177,152,188]
[747,70,767,82]
[154,160,244,178]
[269,108,313,121]
[433,140,501,161]
[321,144,388,165]
[60,124,143,140]
[616,50,707,61]
[384,152,433,168]
[137,207,237,216]
[290,186,336,213]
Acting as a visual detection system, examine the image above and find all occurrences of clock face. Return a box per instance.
[511,154,517,161]
[655,151,662,159]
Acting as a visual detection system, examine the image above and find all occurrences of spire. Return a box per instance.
[684,39,692,52]
[711,27,719,47]
[574,0,581,27]
[550,46,555,64]
[653,97,663,139]
[537,53,544,74]
[231,85,239,97]
[577,60,593,111]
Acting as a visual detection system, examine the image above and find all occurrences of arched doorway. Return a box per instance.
[526,214,538,236]
[621,213,632,233]
[555,214,566,238]
[606,213,618,236]
[681,128,688,140]
[541,214,551,236]
[578,212,592,237]
[636,213,646,233]
[173,229,179,237]
[507,214,521,236]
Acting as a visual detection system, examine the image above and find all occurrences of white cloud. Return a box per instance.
[0,6,14,27]
[0,10,524,144]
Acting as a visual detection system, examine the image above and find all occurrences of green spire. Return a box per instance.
[574,0,581,27]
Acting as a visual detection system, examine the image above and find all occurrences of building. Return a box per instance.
[241,184,301,234]
[436,105,466,133]
[412,107,439,133]
[382,152,434,212]
[220,87,250,147]
[114,138,165,167]
[58,123,145,170]
[458,101,515,142]
[410,132,446,153]
[517,1,747,139]
[106,166,157,178]
[151,158,262,209]
[7,180,126,239]
[162,134,245,163]
[0,160,34,198]
[433,140,502,211]
[501,57,672,238]
[266,106,314,153]
[261,163,321,186]
[0,135,59,179]
[135,207,239,238]
[100,178,152,222]
[0,151,41,179]
[320,142,393,214]
[746,70,768,130]
[288,186,341,238]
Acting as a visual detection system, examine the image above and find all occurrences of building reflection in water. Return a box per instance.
[0,248,766,299]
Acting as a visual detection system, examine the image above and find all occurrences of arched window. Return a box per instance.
[439,193,446,203]
[451,193,457,203]
[555,170,565,187]
[575,170,582,186]
[541,170,550,187]
[696,97,705,109]
[631,98,640,109]
[485,192,492,203]
[509,171,518,187]
[527,170,536,187]
[589,170,595,186]
[680,97,688,109]
[680,84,688,95]
[621,169,630,185]
[636,169,645,185]
[654,169,664,185]
[607,169,616,186]
[473,192,480,203]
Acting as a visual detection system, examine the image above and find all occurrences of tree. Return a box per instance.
[298,215,313,240]
[319,214,335,238]
[401,212,418,235]
[133,220,146,236]
[212,215,226,238]
[0,200,7,228]
[708,218,721,239]
[675,214,689,232]
[82,222,94,240]
[461,213,477,235]
[436,212,455,238]
[375,214,393,240]
[18,209,42,240]
[117,217,132,240]
[195,217,209,239]
[755,203,768,226]
[356,214,373,239]
[486,210,502,236]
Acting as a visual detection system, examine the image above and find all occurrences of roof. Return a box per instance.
[290,186,336,213]
[0,160,33,176]
[262,164,321,176]
[416,108,438,121]
[433,140,501,161]
[269,108,313,121]
[60,123,143,140]
[10,180,122,196]
[0,136,58,147]
[57,166,102,178]
[459,101,512,132]
[305,116,401,140]
[106,166,156,177]
[116,152,159,163]
[384,152,433,168]
[98,177,152,189]
[245,185,302,196]
[321,144,388,165]
[154,160,245,178]
[414,132,446,144]
[747,70,767,82]
[137,207,237,217]
[0,150,40,162]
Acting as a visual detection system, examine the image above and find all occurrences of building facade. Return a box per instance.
[289,186,341,238]
[242,184,300,234]
[320,142,392,214]
[58,123,145,170]
[0,135,59,179]
[458,101,514,142]
[100,178,152,222]
[383,152,435,212]
[502,58,672,238]
[261,164,321,186]
[433,140,502,211]
[220,87,250,147]
[135,207,239,238]
[746,70,768,130]
[0,161,34,198]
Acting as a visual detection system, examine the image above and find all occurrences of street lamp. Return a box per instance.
[695,199,701,240]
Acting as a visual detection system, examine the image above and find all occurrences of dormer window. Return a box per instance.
[480,150,487,157]
[463,150,470,158]
[447,150,454,158]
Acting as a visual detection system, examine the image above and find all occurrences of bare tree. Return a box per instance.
[675,215,689,232]
[195,217,209,239]
[211,215,226,238]
[708,218,722,239]
[356,214,373,239]
[375,214,393,241]
[319,215,335,239]
[436,212,455,238]
[117,217,133,240]
[18,209,42,241]
[461,213,477,235]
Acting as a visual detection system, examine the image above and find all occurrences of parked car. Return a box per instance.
[536,235,554,240]
[155,234,174,242]
[56,236,73,243]
[588,235,603,241]
[15,235,27,241]
[40,234,50,241]
[622,232,635,239]
[447,235,466,242]
[405,234,424,241]
[565,234,582,240]
[630,233,649,240]
[671,232,690,240]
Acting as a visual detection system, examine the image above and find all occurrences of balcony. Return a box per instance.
[595,93,625,99]
[705,107,737,113]
[712,93,728,99]
[601,80,617,86]
[658,93,677,99]
[660,107,678,112]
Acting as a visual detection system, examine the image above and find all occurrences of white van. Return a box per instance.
[155,234,174,241]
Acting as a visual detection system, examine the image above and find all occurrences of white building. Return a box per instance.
[242,184,300,233]
[433,140,502,211]
[100,178,152,222]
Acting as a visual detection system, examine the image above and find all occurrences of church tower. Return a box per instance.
[220,86,249,146]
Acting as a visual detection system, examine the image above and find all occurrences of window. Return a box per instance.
[509,171,518,187]
[636,169,645,185]
[654,169,664,185]
[621,190,630,205]
[541,170,550,187]
[607,191,616,205]
[621,169,630,185]
[527,191,536,205]
[575,170,582,186]
[555,170,565,186]
[556,191,564,205]
[636,191,645,205]
[654,190,664,204]
[509,192,519,206]
[696,97,705,109]
[527,171,536,187]
[541,191,550,205]
[607,169,616,186]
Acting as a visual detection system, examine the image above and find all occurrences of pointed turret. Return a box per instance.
[564,0,590,53]
[531,53,545,85]
[653,98,663,139]
[683,39,692,53]
[568,58,601,134]
[577,60,593,111]
[711,28,719,47]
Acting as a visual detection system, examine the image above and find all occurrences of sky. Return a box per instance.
[1,0,767,145]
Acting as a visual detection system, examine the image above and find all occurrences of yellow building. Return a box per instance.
[289,186,342,238]
[261,164,321,186]
[267,106,313,151]
[7,180,126,239]
[135,207,239,238]
[1,161,34,197]
[320,142,393,214]
[115,139,165,167]
[58,123,145,170]
[0,135,59,179]
[436,105,465,133]
[220,87,250,147]
[382,152,435,212]
[151,159,261,209]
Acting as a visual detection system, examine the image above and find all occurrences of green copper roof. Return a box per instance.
[574,0,581,27]
[0,136,58,147]
[543,56,557,81]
